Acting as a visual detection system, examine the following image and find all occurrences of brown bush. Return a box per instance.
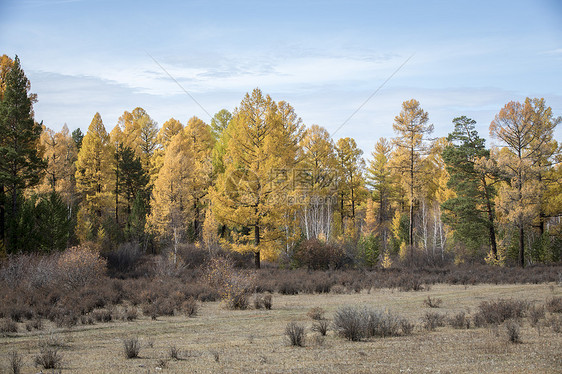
[546,296,562,313]
[1,318,18,334]
[474,299,529,325]
[285,322,306,347]
[293,239,345,270]
[449,311,470,329]
[307,307,326,320]
[57,245,106,290]
[422,311,446,331]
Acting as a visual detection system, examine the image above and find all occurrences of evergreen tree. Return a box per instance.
[441,116,498,259]
[0,55,45,252]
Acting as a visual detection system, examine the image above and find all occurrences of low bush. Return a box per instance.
[123,337,141,359]
[449,311,470,329]
[9,351,23,374]
[423,311,446,331]
[546,296,562,314]
[307,307,326,320]
[1,319,18,334]
[333,306,365,341]
[364,309,402,338]
[285,322,306,347]
[206,257,254,310]
[423,295,442,308]
[333,306,411,340]
[547,315,561,333]
[181,298,199,317]
[169,345,182,360]
[293,239,345,270]
[253,294,272,310]
[474,298,529,325]
[312,320,329,336]
[529,304,545,326]
[92,309,112,323]
[504,320,521,343]
[34,346,62,369]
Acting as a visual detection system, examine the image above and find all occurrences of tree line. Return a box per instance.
[1,54,560,268]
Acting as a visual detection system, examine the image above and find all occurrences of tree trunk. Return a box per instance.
[0,184,4,248]
[254,224,261,269]
[519,225,525,268]
[482,178,498,259]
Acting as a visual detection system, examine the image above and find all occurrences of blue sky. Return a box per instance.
[1,0,561,154]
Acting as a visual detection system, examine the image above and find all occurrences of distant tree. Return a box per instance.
[210,108,232,140]
[72,128,84,151]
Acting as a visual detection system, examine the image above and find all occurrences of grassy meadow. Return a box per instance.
[1,282,561,373]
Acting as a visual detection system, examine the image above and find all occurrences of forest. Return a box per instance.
[1,53,561,269]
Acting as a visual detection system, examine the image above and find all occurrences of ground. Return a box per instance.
[1,283,561,373]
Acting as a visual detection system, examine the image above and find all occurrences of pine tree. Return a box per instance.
[442,116,498,259]
[0,55,45,251]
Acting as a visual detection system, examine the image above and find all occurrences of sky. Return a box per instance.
[1,0,561,156]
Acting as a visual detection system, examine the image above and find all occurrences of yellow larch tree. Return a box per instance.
[147,130,194,245]
[210,88,304,268]
[74,113,113,242]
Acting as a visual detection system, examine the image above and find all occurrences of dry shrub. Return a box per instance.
[528,304,545,326]
[285,322,306,347]
[474,298,529,325]
[57,245,106,290]
[333,306,365,341]
[34,346,62,369]
[122,307,138,321]
[278,280,300,295]
[330,284,347,294]
[181,298,199,317]
[545,296,562,313]
[1,318,18,334]
[26,318,44,331]
[504,320,521,343]
[547,315,561,333]
[423,311,446,331]
[333,306,411,340]
[400,319,415,335]
[92,309,112,323]
[169,345,182,360]
[123,337,141,358]
[312,320,329,336]
[423,295,442,308]
[207,257,255,310]
[9,351,23,374]
[293,239,344,270]
[253,294,272,310]
[449,311,470,329]
[307,307,326,320]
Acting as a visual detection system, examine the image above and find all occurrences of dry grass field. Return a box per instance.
[1,282,561,373]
